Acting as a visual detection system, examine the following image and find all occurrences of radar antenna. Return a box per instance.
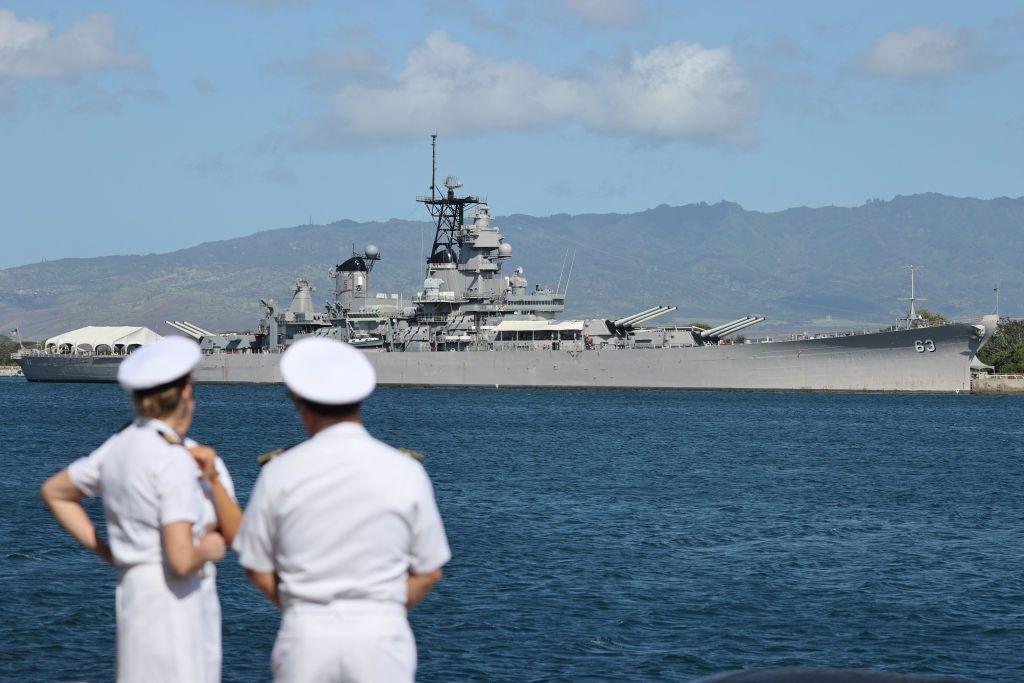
[417,135,479,275]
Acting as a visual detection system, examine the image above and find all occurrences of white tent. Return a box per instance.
[971,356,995,372]
[44,326,162,355]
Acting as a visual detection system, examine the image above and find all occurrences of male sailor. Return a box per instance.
[40,337,225,682]
[234,337,451,682]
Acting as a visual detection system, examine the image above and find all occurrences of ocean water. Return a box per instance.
[1,377,1023,682]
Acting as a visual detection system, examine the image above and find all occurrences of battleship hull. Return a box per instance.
[17,321,993,393]
[191,321,990,393]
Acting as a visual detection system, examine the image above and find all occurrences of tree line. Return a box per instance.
[977,319,1024,374]
[0,335,38,365]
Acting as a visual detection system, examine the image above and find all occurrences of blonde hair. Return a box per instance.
[132,376,189,419]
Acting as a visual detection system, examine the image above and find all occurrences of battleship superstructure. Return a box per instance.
[17,137,997,391]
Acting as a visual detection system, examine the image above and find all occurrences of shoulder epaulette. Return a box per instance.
[157,431,184,446]
[258,444,301,464]
[257,446,424,465]
[257,447,288,466]
[398,448,425,462]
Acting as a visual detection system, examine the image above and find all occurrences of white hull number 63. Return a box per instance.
[914,339,936,353]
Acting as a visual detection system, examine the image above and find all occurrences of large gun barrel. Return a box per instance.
[702,316,766,339]
[165,320,213,340]
[700,316,753,338]
[613,306,663,328]
[712,317,757,338]
[700,316,766,339]
[626,306,677,328]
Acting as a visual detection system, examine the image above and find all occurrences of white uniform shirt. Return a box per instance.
[234,422,451,609]
[195,450,236,576]
[201,458,236,525]
[183,436,237,536]
[68,418,205,567]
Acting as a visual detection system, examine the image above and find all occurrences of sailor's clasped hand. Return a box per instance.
[189,444,219,481]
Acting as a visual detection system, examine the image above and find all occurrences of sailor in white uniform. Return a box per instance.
[234,337,451,683]
[41,337,226,683]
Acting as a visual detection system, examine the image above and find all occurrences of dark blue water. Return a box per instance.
[2,378,1023,682]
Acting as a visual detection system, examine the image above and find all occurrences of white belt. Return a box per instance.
[284,599,406,618]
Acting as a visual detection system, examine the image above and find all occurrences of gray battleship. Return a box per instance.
[17,138,997,391]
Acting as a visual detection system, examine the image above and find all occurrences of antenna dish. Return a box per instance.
[364,244,380,259]
[444,175,462,190]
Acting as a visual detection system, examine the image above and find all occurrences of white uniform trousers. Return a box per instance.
[200,564,222,683]
[116,563,206,683]
[271,600,415,683]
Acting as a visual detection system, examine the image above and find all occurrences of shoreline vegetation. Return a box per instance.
[0,334,36,366]
[977,318,1024,373]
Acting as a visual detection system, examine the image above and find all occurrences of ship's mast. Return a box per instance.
[418,135,479,274]
[899,265,926,329]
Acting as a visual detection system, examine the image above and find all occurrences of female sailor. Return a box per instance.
[41,337,225,683]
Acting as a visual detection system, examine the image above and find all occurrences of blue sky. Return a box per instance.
[1,0,1022,268]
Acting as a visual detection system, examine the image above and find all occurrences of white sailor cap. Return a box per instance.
[117,336,201,391]
[280,337,376,405]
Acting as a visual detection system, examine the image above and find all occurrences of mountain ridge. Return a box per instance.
[2,193,1020,339]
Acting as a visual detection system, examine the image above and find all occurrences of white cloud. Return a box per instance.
[270,47,388,90]
[565,0,648,28]
[0,9,143,80]
[427,0,520,38]
[296,32,757,146]
[855,25,991,81]
[584,42,755,141]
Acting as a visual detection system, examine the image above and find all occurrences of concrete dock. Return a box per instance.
[972,373,1024,393]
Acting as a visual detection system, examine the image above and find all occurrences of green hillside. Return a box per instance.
[1,193,1020,339]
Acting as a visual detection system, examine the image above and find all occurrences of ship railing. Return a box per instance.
[745,329,880,344]
[490,341,585,352]
[14,349,129,357]
[765,317,997,343]
[16,346,283,358]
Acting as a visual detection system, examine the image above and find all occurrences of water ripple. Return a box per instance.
[1,380,1023,680]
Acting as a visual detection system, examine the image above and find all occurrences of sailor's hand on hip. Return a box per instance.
[188,444,218,480]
